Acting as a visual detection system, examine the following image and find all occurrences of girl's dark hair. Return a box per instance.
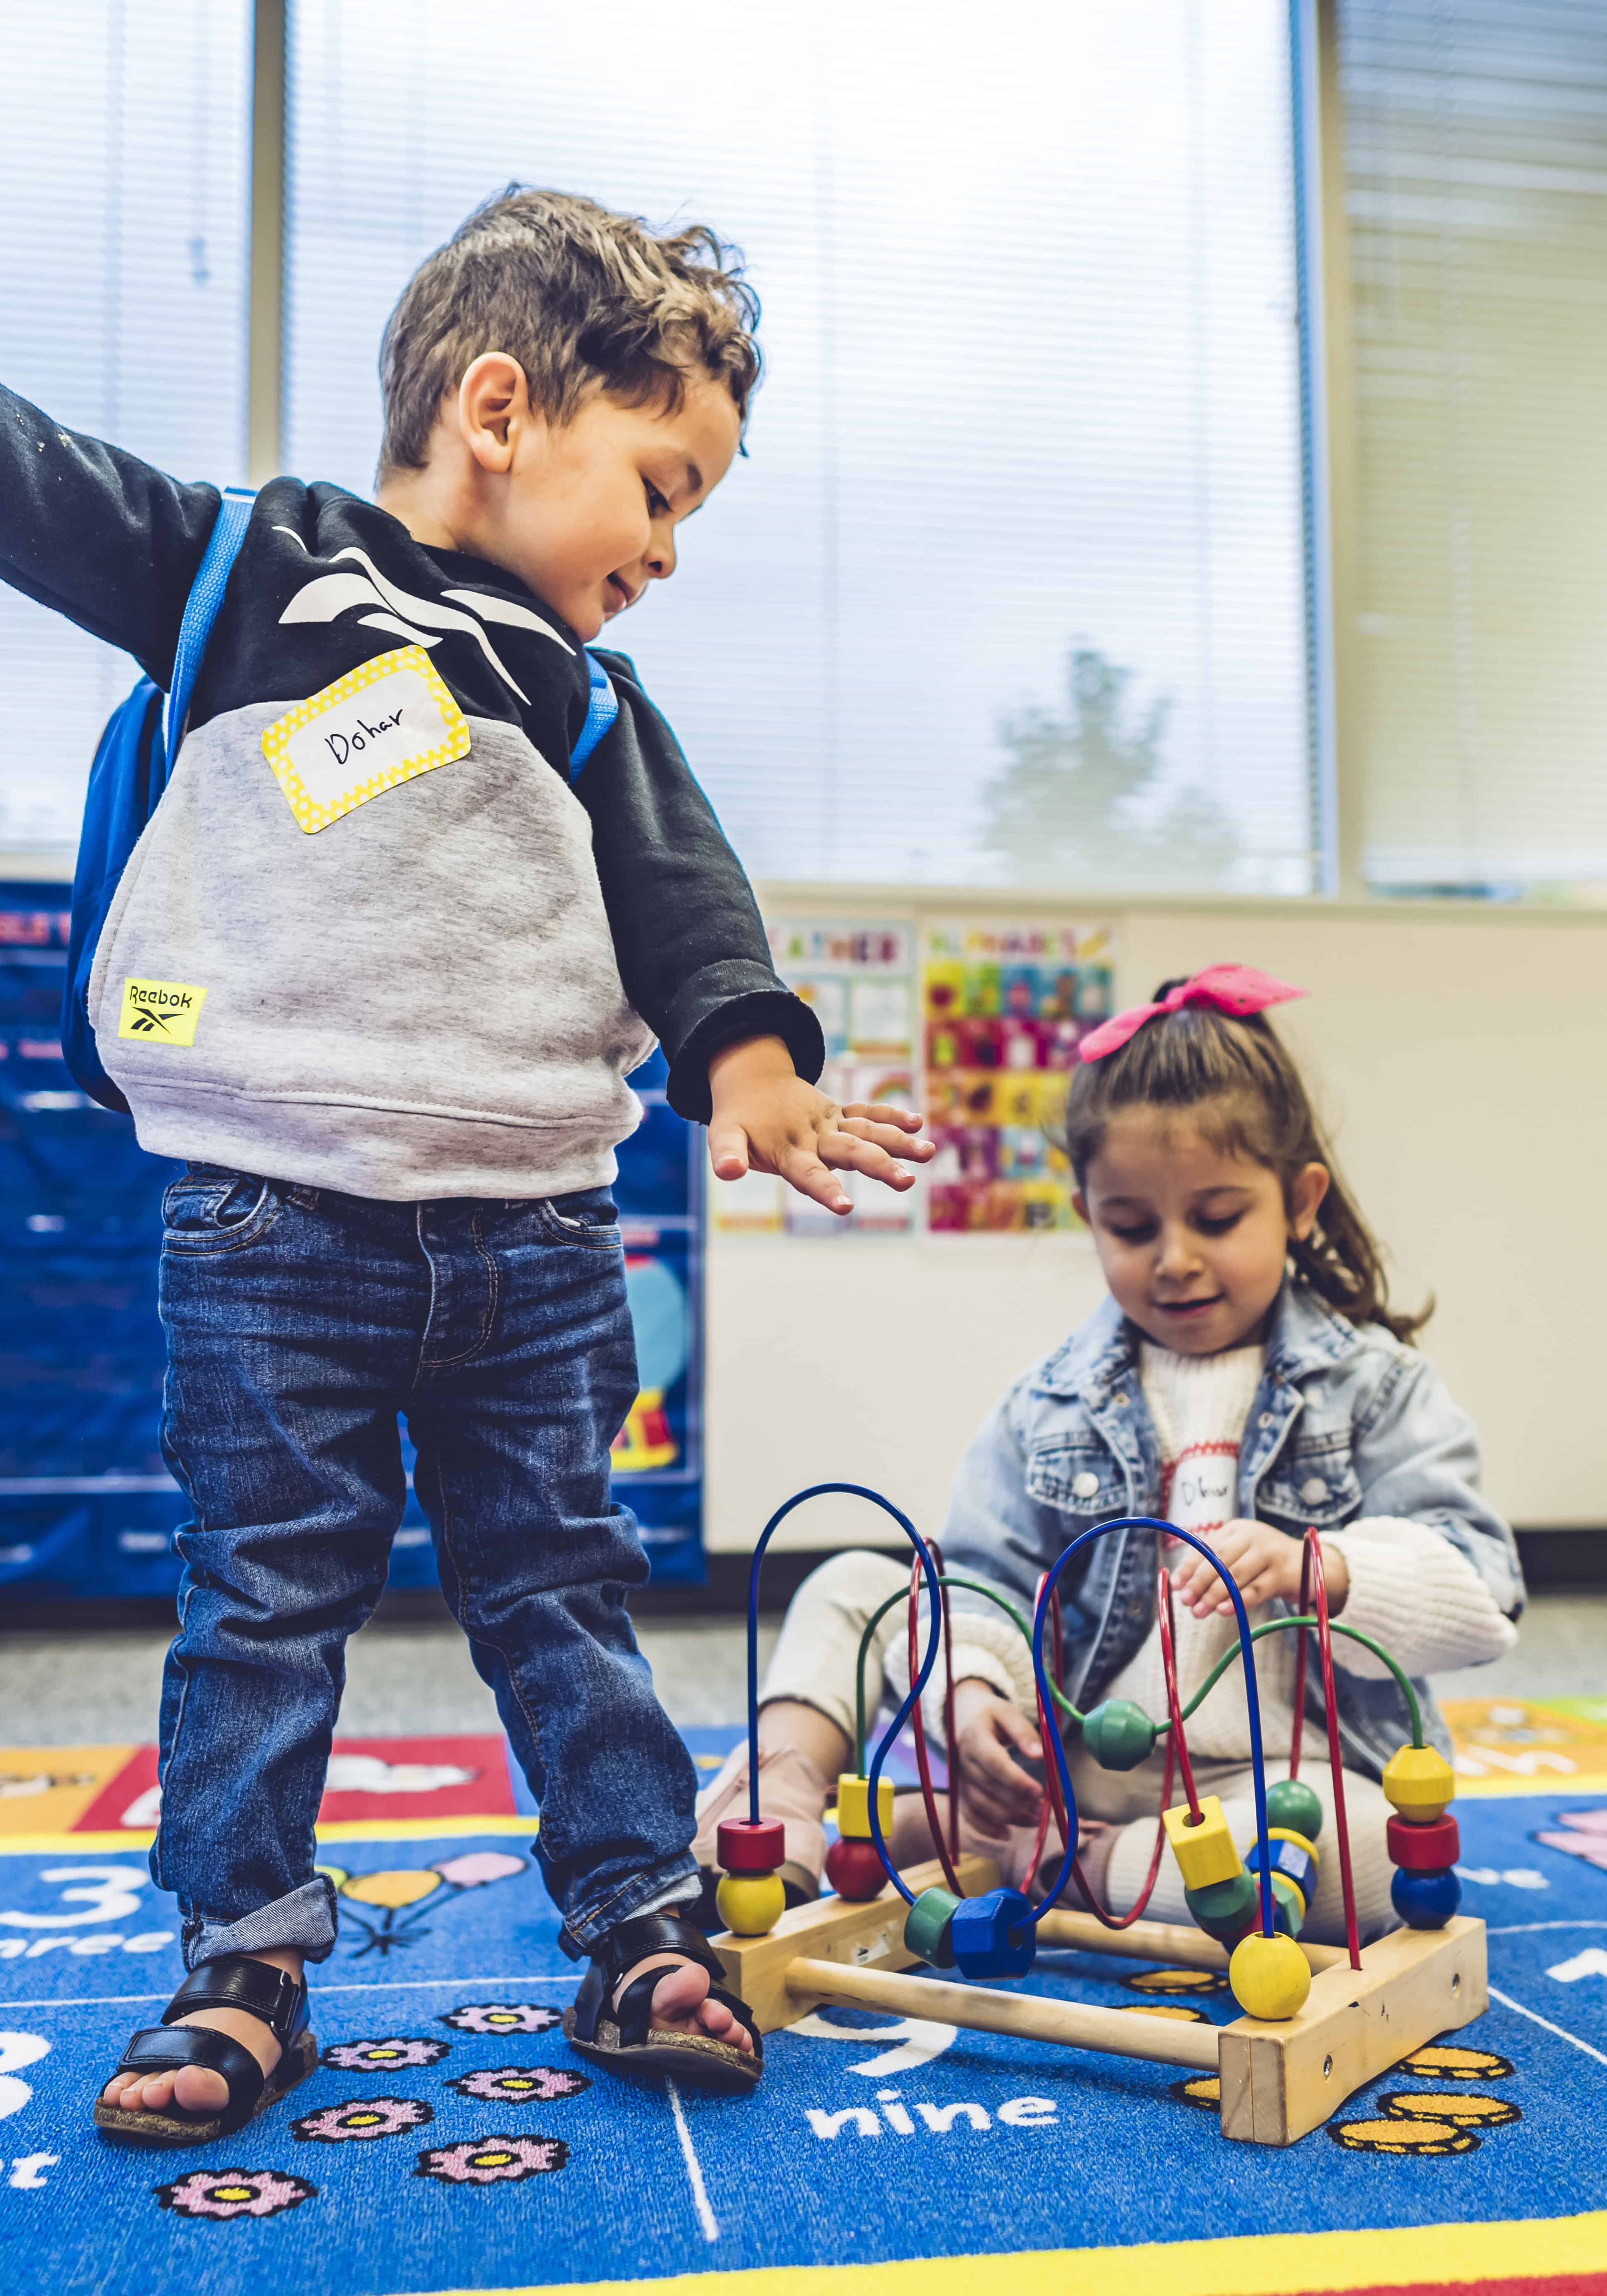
[1064,978,1430,1343]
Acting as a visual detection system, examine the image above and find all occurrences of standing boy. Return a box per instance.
[0,186,929,2138]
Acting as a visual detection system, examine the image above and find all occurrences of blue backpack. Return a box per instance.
[61,488,617,1113]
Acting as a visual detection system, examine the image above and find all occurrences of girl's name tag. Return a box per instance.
[261,644,471,833]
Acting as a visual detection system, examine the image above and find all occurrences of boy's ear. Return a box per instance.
[456,352,537,474]
[1288,1161,1329,1241]
[1072,1190,1090,1227]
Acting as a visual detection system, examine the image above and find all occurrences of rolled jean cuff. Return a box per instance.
[561,1856,702,1952]
[182,1874,338,1971]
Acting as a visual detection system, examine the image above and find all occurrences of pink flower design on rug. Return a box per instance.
[321,2037,450,2071]
[441,2003,560,2036]
[154,2168,317,2220]
[447,2066,589,2104]
[415,2134,569,2185]
[1534,1806,1607,1873]
[432,1851,526,1888]
[292,2096,433,2142]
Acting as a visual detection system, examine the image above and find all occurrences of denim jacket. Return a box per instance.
[940,1279,1524,1779]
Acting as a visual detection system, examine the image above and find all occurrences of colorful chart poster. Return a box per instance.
[714,921,918,1236]
[922,920,1116,1233]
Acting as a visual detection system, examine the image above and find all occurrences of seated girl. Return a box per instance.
[695,966,1523,1944]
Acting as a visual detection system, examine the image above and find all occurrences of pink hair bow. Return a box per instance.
[1078,963,1307,1063]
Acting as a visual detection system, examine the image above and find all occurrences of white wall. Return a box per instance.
[703,893,1607,1552]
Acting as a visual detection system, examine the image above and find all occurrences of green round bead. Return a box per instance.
[1184,1867,1259,1946]
[903,1887,961,1969]
[1267,1776,1324,1843]
[1081,1699,1158,1772]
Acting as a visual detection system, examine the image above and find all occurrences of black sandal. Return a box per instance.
[561,1911,762,2094]
[93,1955,317,2146]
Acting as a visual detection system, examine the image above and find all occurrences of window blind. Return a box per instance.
[1340,0,1607,893]
[0,0,252,857]
[285,0,1315,894]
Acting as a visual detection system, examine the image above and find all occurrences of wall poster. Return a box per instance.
[922,920,1115,1234]
[713,921,918,1236]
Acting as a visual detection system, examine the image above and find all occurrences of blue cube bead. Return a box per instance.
[1391,1864,1461,1930]
[949,1886,1037,1980]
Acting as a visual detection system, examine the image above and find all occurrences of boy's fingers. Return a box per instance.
[841,1102,925,1133]
[778,1143,852,1216]
[817,1133,914,1190]
[707,1124,751,1182]
[837,1115,937,1158]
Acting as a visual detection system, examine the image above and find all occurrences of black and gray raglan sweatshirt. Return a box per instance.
[0,384,823,1199]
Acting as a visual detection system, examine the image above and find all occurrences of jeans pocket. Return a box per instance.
[538,1189,621,1249]
[161,1167,285,1254]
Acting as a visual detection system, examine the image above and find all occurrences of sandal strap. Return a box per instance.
[116,2023,267,2115]
[162,1955,307,2047]
[582,1911,728,1991]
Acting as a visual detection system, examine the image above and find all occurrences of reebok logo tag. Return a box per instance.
[118,979,207,1045]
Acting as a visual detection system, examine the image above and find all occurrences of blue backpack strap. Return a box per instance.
[569,650,618,777]
[163,485,255,767]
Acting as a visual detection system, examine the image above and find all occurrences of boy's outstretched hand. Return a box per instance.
[707,1034,933,1216]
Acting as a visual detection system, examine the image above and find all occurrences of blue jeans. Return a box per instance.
[151,1163,700,1969]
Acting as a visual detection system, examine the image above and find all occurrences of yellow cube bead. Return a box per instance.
[715,1869,787,1936]
[834,1774,897,1841]
[1229,1930,1312,2021]
[1163,1795,1244,1892]
[1382,1745,1455,1823]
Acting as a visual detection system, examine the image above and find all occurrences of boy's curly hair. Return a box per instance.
[1063,981,1431,1343]
[376,186,761,482]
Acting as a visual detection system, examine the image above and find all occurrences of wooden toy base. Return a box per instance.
[713,1859,1488,2147]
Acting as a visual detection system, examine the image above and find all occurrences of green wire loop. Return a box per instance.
[849,1581,1422,1779]
[1173,1613,1425,1748]
[851,1573,1083,1776]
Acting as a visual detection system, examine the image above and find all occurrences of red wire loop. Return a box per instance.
[1302,1528,1363,1971]
[1156,1565,1203,1823]
[1025,1567,1176,1928]
[907,1547,964,1895]
[1290,1543,1312,1783]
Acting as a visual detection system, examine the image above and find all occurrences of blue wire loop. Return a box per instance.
[745,1484,945,1907]
[1030,1517,1277,1937]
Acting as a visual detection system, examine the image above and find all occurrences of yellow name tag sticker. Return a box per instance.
[262,644,471,833]
[119,978,207,1045]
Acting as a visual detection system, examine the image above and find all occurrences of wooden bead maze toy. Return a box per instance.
[710,1483,1488,2148]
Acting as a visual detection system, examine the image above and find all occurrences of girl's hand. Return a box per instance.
[953,1679,1046,1833]
[1169,1521,1350,1619]
[706,1035,933,1215]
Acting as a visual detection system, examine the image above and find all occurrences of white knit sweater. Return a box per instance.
[919,1338,1516,1742]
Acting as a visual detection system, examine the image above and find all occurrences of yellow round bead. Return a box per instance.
[1229,1930,1312,2022]
[715,1869,787,1936]
[1382,1744,1455,1823]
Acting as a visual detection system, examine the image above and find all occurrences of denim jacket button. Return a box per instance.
[1300,1476,1328,1504]
[1258,1412,1274,1429]
[1113,1392,1130,1408]
[1073,1471,1100,1499]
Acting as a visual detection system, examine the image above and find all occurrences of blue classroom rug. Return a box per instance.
[2,1737,1606,2296]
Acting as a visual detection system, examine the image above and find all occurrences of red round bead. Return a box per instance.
[1387,1811,1460,1871]
[824,1836,888,1901]
[717,1817,786,1873]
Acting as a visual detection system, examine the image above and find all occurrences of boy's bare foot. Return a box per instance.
[99,1946,302,2115]
[625,1954,754,2054]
